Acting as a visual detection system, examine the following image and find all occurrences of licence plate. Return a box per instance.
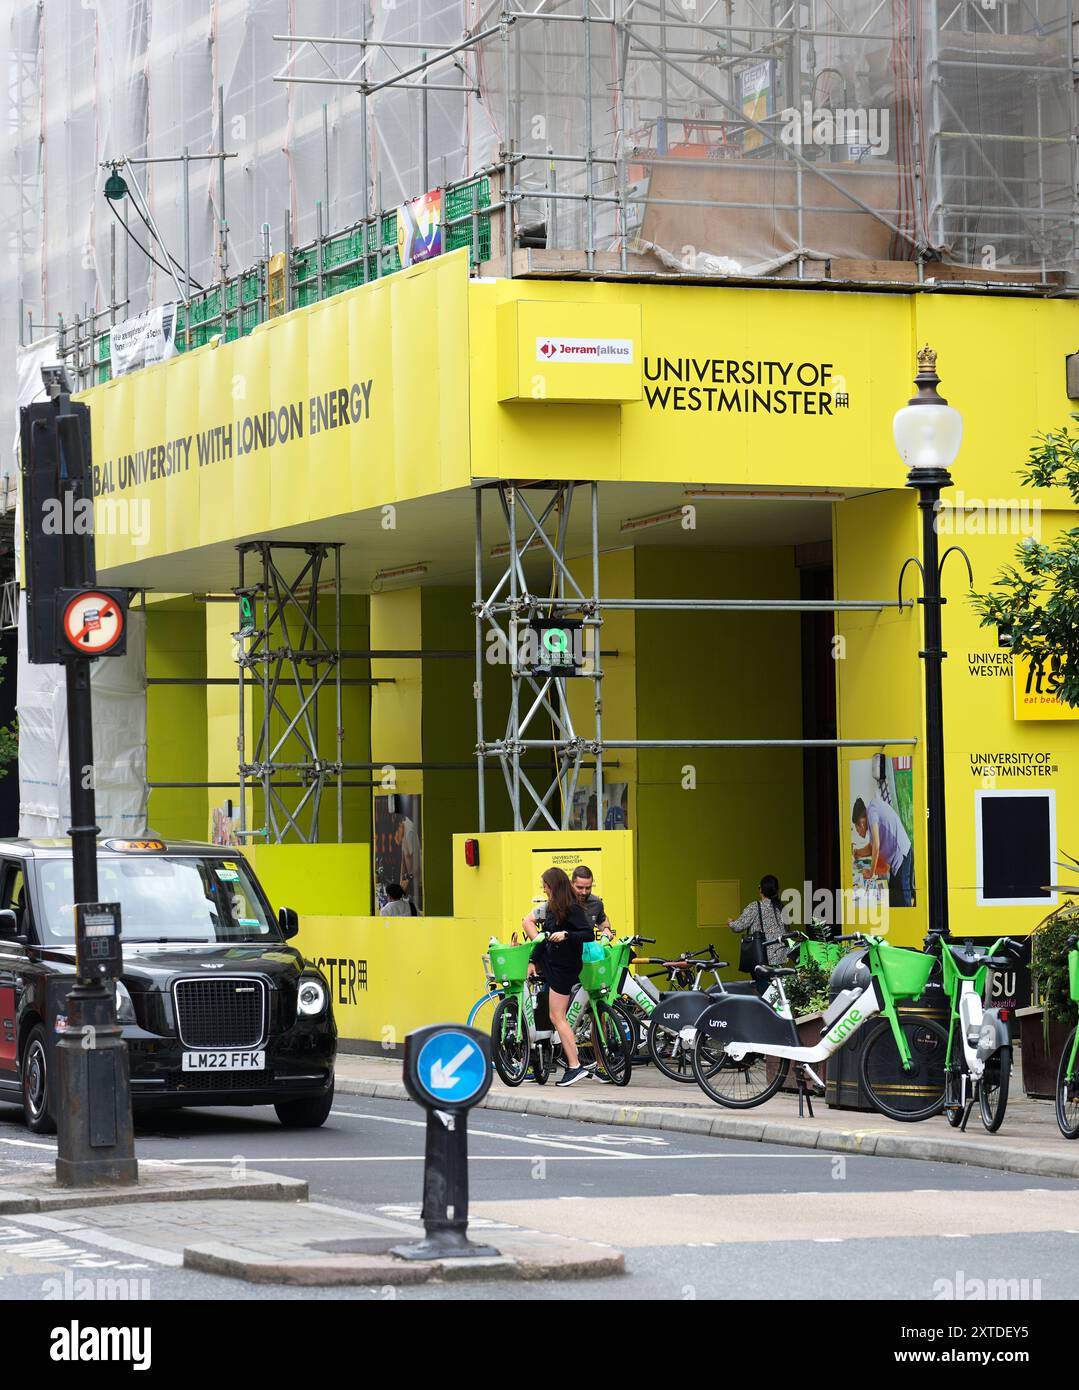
[181,1050,266,1072]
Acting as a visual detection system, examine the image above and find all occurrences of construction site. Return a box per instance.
[1,0,1077,994]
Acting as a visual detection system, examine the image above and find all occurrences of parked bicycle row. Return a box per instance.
[472,866,1079,1140]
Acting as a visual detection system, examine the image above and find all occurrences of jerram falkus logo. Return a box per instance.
[536,337,633,364]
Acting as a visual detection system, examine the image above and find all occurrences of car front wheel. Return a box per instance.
[22,1025,56,1135]
[274,1080,334,1129]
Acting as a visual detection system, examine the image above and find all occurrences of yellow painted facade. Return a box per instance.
[77,251,1079,1037]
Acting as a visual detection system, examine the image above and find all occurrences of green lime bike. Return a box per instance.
[485,935,632,1086]
[687,931,950,1118]
[923,929,1025,1133]
[1055,933,1079,1139]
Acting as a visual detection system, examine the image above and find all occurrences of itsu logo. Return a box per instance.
[535,336,633,364]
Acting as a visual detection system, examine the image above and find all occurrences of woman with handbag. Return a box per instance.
[729,874,790,971]
[527,867,596,1087]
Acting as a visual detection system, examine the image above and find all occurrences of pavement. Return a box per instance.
[334,1046,1079,1181]
[0,1109,621,1287]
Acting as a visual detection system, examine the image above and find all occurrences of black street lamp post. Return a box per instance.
[893,347,964,937]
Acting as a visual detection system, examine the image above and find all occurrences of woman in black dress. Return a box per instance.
[531,866,596,1087]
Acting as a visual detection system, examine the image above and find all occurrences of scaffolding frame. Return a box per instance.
[236,540,345,845]
[26,0,1079,395]
[474,480,919,832]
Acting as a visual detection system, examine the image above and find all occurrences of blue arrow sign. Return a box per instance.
[416,1030,488,1105]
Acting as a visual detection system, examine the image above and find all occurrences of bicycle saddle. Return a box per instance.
[754,964,796,979]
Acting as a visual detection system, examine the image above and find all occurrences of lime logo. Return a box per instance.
[238,594,255,633]
[543,628,568,655]
[827,1007,863,1046]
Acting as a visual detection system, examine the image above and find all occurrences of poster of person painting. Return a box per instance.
[849,754,916,909]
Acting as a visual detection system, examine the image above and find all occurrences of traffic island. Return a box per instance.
[0,1160,307,1213]
[183,1215,624,1285]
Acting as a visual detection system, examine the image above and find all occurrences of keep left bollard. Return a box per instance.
[392,1023,498,1261]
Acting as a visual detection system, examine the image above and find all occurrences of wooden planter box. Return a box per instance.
[1017,1005,1073,1100]
[767,1013,826,1094]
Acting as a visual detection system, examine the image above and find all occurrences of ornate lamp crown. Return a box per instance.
[908,343,947,406]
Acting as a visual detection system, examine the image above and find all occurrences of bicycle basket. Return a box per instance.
[488,940,535,984]
[1069,950,1079,1004]
[580,944,624,994]
[876,941,934,1000]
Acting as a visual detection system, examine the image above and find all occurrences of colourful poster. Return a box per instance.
[374,794,423,914]
[849,754,916,910]
[397,191,443,268]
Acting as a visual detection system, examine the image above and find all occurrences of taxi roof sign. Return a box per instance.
[103,839,165,852]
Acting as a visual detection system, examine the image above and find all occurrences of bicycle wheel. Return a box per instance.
[646,1015,697,1083]
[1056,1029,1079,1139]
[491,997,529,1086]
[860,1017,947,1122]
[612,1003,644,1062]
[592,1001,633,1086]
[979,1046,1010,1133]
[467,990,500,1030]
[692,1043,788,1109]
[531,1041,554,1086]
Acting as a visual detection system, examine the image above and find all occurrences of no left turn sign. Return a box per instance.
[61,589,125,655]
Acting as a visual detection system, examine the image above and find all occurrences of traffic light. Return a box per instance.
[20,392,98,665]
[238,592,256,636]
[526,618,584,676]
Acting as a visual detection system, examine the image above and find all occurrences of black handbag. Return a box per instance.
[738,902,768,974]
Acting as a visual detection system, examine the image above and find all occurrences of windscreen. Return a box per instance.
[34,856,280,946]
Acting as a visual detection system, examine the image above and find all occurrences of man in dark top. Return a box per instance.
[570,865,612,939]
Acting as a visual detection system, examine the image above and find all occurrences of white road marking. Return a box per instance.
[329,1109,651,1158]
[0,1135,57,1152]
[531,1132,669,1146]
[13,1213,182,1267]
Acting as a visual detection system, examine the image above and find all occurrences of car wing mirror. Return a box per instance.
[0,909,20,942]
[279,906,299,939]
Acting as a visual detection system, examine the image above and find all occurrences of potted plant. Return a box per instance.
[775,955,833,1092]
[1018,895,1079,1099]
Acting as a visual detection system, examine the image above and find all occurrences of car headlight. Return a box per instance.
[115,982,136,1025]
[297,976,327,1018]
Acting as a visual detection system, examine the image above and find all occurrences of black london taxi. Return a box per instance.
[0,838,336,1133]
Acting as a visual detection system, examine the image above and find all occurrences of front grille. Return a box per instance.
[166,1069,272,1093]
[174,976,267,1048]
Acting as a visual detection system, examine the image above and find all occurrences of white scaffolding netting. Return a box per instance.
[0,0,1075,474]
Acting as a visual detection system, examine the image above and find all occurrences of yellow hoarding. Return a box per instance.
[81,250,472,572]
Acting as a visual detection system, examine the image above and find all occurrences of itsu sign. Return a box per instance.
[536,336,634,364]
